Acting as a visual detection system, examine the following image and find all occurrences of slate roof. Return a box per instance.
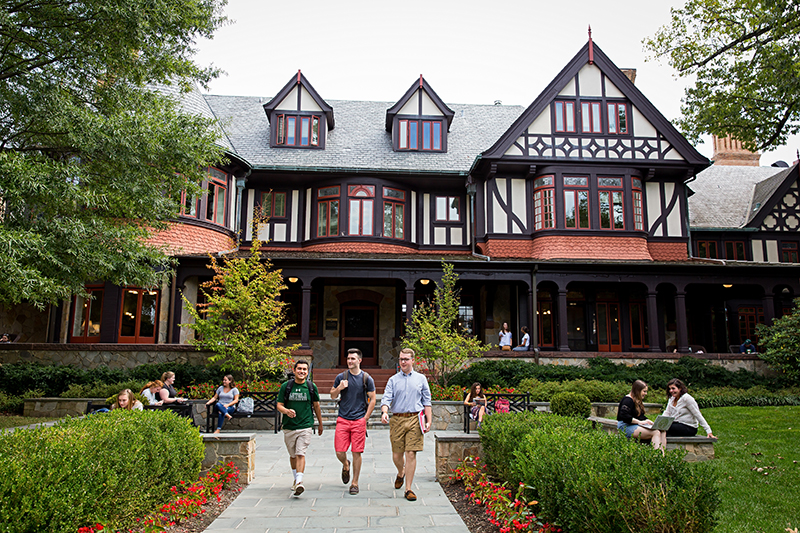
[688,165,792,228]
[203,95,524,174]
[154,82,235,152]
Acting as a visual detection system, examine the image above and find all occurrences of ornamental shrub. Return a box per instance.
[478,410,591,485]
[60,380,147,399]
[0,409,203,532]
[513,427,719,533]
[550,391,591,418]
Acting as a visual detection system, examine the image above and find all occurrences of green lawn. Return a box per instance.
[704,406,800,533]
[0,415,60,429]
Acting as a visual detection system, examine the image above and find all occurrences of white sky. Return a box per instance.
[194,0,799,166]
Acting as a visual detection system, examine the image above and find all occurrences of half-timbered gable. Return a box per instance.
[471,39,709,262]
[690,164,800,263]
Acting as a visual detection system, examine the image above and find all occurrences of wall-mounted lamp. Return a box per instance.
[420,279,430,285]
[723,284,733,288]
[288,277,299,284]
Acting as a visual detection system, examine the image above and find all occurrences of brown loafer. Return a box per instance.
[394,475,404,489]
[341,460,350,485]
[404,490,417,501]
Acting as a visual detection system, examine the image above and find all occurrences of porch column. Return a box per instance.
[557,289,570,352]
[647,291,660,352]
[300,284,312,349]
[675,291,689,353]
[405,288,415,324]
[762,294,776,326]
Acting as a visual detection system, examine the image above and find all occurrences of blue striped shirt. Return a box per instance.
[380,370,431,413]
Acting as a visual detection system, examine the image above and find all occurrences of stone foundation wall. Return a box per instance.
[1,344,212,369]
[202,433,256,484]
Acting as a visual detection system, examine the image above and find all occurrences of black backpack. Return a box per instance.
[282,377,318,406]
[336,370,372,407]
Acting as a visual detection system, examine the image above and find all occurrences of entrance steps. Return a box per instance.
[316,398,389,429]
[311,368,396,394]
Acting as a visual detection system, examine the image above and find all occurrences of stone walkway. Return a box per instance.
[205,429,469,533]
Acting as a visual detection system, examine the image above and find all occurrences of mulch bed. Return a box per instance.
[440,479,500,533]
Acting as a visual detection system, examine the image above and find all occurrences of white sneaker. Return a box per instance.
[293,481,304,496]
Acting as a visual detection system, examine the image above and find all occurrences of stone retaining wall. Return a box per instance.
[434,432,482,481]
[202,433,256,484]
[589,416,716,461]
[1,344,212,369]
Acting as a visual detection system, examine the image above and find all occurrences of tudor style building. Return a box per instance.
[5,37,799,368]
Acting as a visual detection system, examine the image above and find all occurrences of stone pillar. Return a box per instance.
[647,291,660,352]
[557,289,570,352]
[202,433,257,484]
[301,284,312,349]
[676,291,689,353]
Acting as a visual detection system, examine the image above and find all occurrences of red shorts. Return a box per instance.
[334,416,367,453]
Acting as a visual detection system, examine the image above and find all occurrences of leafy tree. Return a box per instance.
[0,0,228,307]
[756,298,800,382]
[181,216,298,381]
[644,0,800,151]
[403,262,489,387]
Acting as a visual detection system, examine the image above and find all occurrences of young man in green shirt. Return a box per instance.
[277,360,323,496]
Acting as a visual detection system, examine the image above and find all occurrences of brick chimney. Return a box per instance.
[712,135,761,166]
[620,69,637,84]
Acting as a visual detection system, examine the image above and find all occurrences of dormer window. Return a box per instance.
[276,114,320,146]
[551,99,630,135]
[398,119,443,151]
[387,76,454,153]
[264,71,334,150]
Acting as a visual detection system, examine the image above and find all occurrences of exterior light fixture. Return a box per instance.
[723,284,733,288]
[420,279,430,285]
[288,277,299,284]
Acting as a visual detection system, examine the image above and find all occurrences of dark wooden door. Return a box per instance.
[340,305,378,366]
[596,302,621,352]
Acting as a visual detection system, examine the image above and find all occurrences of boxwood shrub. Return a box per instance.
[478,410,591,485]
[0,409,203,532]
[550,391,591,418]
[513,426,719,533]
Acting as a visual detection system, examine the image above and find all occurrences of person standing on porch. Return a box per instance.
[380,347,432,501]
[330,348,377,495]
[277,360,323,496]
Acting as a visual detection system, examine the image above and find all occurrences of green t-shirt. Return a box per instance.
[279,379,319,431]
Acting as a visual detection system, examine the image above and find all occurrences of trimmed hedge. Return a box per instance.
[0,409,203,532]
[517,378,638,403]
[513,425,719,533]
[450,356,780,391]
[692,386,800,408]
[550,391,591,418]
[479,410,592,485]
[0,362,227,397]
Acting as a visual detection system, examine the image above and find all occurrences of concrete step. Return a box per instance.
[312,368,397,394]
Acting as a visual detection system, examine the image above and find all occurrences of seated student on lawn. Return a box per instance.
[617,380,666,453]
[112,389,143,410]
[464,382,488,429]
[140,380,164,406]
[206,375,240,434]
[664,378,715,438]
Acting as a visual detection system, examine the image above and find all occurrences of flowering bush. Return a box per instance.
[76,462,241,533]
[179,379,281,399]
[452,456,557,533]
[429,383,466,401]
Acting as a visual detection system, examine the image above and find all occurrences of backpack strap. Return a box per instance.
[362,371,370,406]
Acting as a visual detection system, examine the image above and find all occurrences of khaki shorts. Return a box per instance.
[389,414,424,453]
[283,427,313,457]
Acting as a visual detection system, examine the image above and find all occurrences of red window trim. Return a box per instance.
[554,101,576,133]
[725,240,747,260]
[286,116,296,145]
[206,181,227,226]
[317,199,338,237]
[383,187,406,201]
[607,102,628,134]
[533,177,555,231]
[781,241,799,263]
[383,200,404,239]
[261,191,287,219]
[117,288,159,344]
[318,185,340,199]
[69,286,104,343]
[563,189,590,229]
[581,101,602,133]
[696,240,719,258]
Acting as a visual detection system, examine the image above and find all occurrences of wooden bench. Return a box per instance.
[206,391,280,434]
[85,400,194,422]
[463,392,530,433]
[588,416,717,461]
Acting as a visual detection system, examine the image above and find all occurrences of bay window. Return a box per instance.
[348,185,374,236]
[598,177,624,230]
[383,188,405,239]
[317,186,339,237]
[533,176,554,230]
[564,176,590,229]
